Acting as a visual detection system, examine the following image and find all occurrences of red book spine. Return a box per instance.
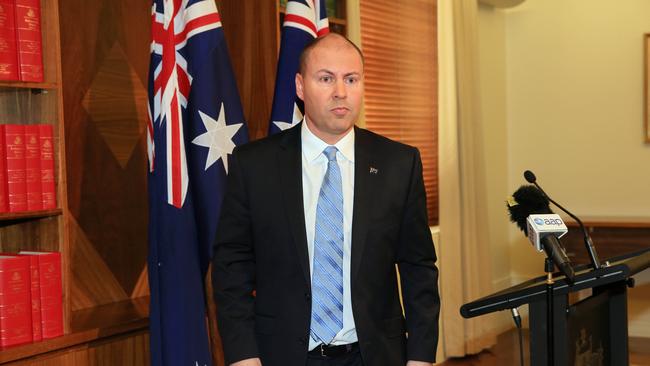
[0,0,19,81]
[35,252,61,339]
[4,124,26,212]
[18,254,40,341]
[0,255,32,347]
[14,0,41,82]
[38,124,55,209]
[0,126,7,212]
[24,125,40,211]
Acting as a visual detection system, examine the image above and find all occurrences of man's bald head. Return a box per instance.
[294,32,364,145]
[298,33,364,75]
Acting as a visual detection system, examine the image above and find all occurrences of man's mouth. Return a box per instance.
[331,106,349,116]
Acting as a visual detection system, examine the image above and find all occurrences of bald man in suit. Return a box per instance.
[213,33,440,366]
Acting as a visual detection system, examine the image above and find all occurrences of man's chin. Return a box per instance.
[329,123,354,136]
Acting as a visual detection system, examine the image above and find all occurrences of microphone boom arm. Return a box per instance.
[525,170,602,270]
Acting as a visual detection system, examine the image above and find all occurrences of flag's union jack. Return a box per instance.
[269,0,329,135]
[284,0,329,38]
[148,0,222,208]
[147,0,248,365]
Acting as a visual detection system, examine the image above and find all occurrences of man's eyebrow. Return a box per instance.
[315,69,335,74]
[314,69,361,77]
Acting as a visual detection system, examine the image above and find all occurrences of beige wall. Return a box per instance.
[480,0,650,281]
[479,0,650,337]
[505,0,650,215]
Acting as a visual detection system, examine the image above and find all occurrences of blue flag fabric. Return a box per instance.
[147,0,248,365]
[269,0,330,135]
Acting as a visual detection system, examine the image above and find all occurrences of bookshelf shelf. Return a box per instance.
[0,82,58,91]
[0,298,149,364]
[0,209,62,222]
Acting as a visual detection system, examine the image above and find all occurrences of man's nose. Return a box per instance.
[333,79,347,99]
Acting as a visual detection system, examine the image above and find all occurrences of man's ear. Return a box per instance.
[295,73,304,101]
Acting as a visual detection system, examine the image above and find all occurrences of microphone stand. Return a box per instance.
[525,170,601,270]
[538,185,601,270]
[545,258,555,366]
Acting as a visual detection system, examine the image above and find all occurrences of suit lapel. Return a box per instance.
[351,128,378,281]
[278,124,311,286]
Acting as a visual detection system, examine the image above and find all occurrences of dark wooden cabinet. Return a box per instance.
[562,217,650,266]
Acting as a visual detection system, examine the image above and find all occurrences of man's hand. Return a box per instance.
[407,361,433,366]
[231,358,261,366]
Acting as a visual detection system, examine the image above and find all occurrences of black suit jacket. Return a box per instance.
[213,124,440,366]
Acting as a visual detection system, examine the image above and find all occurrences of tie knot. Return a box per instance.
[323,146,338,162]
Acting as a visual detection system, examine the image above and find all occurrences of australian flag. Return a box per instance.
[268,0,329,135]
[147,0,248,365]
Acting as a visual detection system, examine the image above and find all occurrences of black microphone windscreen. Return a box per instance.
[523,170,536,184]
[506,185,552,235]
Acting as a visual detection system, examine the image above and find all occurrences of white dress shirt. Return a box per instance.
[301,120,358,350]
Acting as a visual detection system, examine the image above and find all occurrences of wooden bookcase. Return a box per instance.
[0,0,70,361]
[2,0,64,340]
[0,0,150,364]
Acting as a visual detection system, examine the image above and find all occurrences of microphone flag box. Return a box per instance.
[527,214,568,252]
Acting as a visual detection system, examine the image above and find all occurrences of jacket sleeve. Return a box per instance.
[212,147,259,364]
[397,148,441,362]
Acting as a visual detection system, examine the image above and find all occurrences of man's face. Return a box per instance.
[295,37,364,143]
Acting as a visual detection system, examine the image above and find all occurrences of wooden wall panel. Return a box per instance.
[68,216,128,310]
[215,0,279,140]
[58,0,150,310]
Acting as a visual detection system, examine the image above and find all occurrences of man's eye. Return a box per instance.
[345,77,358,84]
[320,76,333,83]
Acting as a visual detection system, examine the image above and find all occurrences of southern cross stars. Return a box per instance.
[192,103,243,173]
[273,102,303,131]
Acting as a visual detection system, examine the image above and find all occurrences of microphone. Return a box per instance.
[526,214,568,252]
[507,185,576,284]
[524,170,601,269]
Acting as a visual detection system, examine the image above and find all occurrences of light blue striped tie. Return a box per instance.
[310,146,344,344]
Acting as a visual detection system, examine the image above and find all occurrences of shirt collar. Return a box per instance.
[301,118,355,163]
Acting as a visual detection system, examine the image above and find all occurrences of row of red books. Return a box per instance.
[0,0,43,82]
[0,251,62,347]
[0,124,56,213]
